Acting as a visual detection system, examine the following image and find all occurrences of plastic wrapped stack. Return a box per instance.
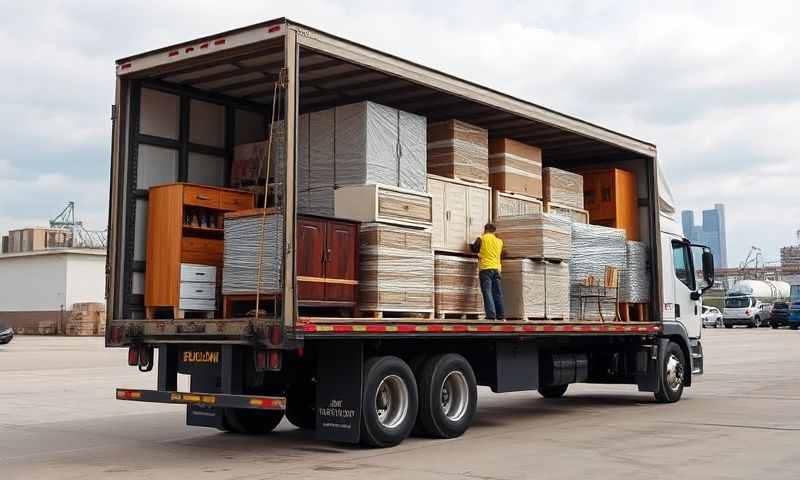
[502,259,570,319]
[434,254,483,316]
[569,223,626,320]
[495,213,572,260]
[488,138,542,197]
[620,241,651,303]
[543,167,584,209]
[222,210,284,295]
[427,120,489,184]
[359,223,434,313]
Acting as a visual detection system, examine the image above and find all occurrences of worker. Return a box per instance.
[471,223,505,320]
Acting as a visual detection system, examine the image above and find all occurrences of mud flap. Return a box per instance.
[636,338,668,393]
[494,341,539,392]
[315,341,363,443]
[178,346,225,428]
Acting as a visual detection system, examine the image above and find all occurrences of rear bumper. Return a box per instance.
[724,317,755,325]
[116,388,286,410]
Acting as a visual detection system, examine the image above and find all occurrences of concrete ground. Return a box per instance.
[1,328,799,479]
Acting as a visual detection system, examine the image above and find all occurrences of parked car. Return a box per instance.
[0,322,13,344]
[701,306,723,328]
[770,301,790,328]
[723,295,772,328]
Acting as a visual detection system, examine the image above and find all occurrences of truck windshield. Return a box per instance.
[725,296,752,308]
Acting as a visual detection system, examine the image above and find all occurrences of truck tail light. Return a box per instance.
[255,350,281,372]
[256,350,267,371]
[745,309,751,315]
[110,326,123,344]
[128,347,139,366]
[268,351,281,370]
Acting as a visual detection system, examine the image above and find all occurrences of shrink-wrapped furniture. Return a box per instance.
[495,213,572,261]
[619,241,650,304]
[578,168,639,240]
[434,254,483,317]
[543,167,584,209]
[427,120,488,184]
[492,191,542,221]
[502,259,570,319]
[222,209,284,296]
[488,138,542,197]
[569,223,627,321]
[359,223,434,316]
[428,175,491,253]
[334,184,432,228]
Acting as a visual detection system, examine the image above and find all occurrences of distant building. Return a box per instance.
[681,204,728,269]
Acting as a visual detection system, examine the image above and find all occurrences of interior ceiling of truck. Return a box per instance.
[147,39,646,165]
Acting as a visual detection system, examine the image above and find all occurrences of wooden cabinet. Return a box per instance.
[579,168,639,240]
[492,190,542,221]
[428,175,491,253]
[296,216,359,307]
[145,183,254,318]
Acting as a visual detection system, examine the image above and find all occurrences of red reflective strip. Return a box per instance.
[168,50,179,57]
[332,325,352,333]
[366,324,385,333]
[185,47,194,53]
[452,324,469,332]
[214,38,226,45]
[268,25,281,33]
[120,63,132,70]
[397,324,416,333]
[427,324,444,333]
[200,43,209,49]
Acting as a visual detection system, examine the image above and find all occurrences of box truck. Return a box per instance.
[106,18,715,447]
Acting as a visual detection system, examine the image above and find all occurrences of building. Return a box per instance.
[681,204,728,269]
[0,249,106,333]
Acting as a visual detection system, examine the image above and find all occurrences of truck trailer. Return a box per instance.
[106,18,715,447]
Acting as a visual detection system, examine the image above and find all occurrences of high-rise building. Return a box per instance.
[681,204,728,269]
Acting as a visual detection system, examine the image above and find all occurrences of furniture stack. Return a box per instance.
[492,190,542,221]
[569,222,627,321]
[543,167,589,224]
[619,240,651,321]
[494,214,572,260]
[434,254,484,318]
[427,120,489,184]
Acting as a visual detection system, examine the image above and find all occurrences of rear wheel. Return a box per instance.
[538,384,569,398]
[654,342,685,403]
[222,408,284,434]
[415,354,477,439]
[360,356,418,447]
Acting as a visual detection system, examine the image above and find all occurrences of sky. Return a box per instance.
[1,0,798,266]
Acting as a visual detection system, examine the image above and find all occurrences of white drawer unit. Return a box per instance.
[180,263,217,283]
[180,282,216,300]
[334,183,433,228]
[178,298,217,311]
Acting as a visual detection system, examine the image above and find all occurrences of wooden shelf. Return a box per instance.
[183,225,224,234]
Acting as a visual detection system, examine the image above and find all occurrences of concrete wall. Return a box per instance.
[65,253,106,308]
[0,253,67,311]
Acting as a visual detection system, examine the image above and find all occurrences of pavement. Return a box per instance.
[1,328,799,479]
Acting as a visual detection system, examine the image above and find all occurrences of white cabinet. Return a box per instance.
[427,175,491,254]
[492,191,543,220]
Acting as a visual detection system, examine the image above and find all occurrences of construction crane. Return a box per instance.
[50,202,107,249]
[738,246,764,280]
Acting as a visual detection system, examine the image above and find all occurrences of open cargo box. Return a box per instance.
[107,18,661,346]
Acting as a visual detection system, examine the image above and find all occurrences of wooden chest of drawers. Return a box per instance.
[334,183,433,228]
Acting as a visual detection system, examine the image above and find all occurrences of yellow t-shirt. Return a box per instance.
[478,233,503,271]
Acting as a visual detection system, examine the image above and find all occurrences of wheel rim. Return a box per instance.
[374,374,409,429]
[665,354,684,392]
[440,371,469,422]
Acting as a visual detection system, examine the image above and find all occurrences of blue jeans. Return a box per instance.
[479,269,504,320]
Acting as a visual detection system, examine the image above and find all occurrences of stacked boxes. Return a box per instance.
[543,167,584,209]
[502,259,570,319]
[488,138,542,197]
[434,254,483,316]
[359,223,434,314]
[569,223,626,321]
[427,120,489,184]
[495,214,572,260]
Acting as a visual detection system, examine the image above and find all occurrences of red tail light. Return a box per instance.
[268,351,281,370]
[110,326,123,344]
[745,309,752,315]
[128,347,139,366]
[255,350,267,371]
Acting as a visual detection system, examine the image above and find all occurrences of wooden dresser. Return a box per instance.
[145,183,254,318]
[579,168,639,240]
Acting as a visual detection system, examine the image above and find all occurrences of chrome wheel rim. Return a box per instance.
[665,354,684,392]
[440,371,469,422]
[374,374,408,429]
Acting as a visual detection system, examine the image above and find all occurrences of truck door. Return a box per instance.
[671,240,701,338]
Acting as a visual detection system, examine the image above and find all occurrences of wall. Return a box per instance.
[65,253,107,308]
[0,254,67,311]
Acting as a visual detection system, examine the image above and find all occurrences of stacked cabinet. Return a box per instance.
[145,183,254,318]
[296,217,359,309]
[427,175,491,254]
[579,168,639,241]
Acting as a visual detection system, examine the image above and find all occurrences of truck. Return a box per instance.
[722,280,790,328]
[771,284,800,329]
[106,18,715,447]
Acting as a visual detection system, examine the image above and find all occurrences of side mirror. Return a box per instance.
[702,249,715,290]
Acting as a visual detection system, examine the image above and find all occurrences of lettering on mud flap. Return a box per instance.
[318,399,357,430]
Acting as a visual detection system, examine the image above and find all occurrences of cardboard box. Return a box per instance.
[489,138,542,197]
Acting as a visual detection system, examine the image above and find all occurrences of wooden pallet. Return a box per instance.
[619,303,649,322]
[436,311,485,320]
[359,310,435,320]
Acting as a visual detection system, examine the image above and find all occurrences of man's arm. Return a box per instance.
[470,237,482,254]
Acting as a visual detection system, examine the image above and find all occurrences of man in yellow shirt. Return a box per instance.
[470,223,504,320]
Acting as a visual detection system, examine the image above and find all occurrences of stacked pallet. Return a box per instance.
[222,210,284,295]
[434,254,483,317]
[359,223,434,316]
[494,213,572,260]
[488,138,542,197]
[427,120,489,184]
[569,223,626,321]
[502,259,570,320]
[65,302,106,336]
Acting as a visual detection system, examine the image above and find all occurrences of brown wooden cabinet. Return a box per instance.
[579,168,639,240]
[296,216,359,308]
[145,183,254,318]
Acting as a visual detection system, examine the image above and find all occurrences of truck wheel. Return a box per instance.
[223,408,284,434]
[724,322,733,329]
[654,342,685,403]
[286,383,316,430]
[415,354,477,439]
[361,356,418,447]
[538,384,569,398]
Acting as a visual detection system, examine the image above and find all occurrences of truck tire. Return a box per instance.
[538,384,569,398]
[360,356,418,447]
[223,408,284,434]
[415,354,477,439]
[286,383,316,430]
[654,342,685,403]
